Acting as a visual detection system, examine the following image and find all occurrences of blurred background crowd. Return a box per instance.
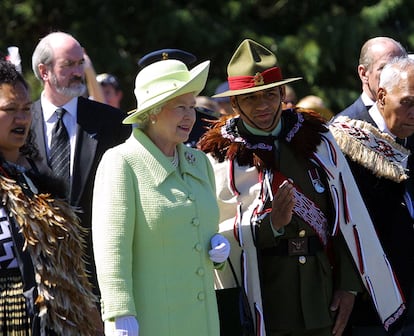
[2,0,414,115]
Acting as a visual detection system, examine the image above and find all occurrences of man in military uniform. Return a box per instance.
[199,39,403,336]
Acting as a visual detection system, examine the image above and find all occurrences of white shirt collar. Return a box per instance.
[41,93,78,123]
[40,93,78,175]
[368,103,392,135]
[360,92,375,107]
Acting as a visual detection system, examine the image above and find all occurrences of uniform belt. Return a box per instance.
[260,236,323,257]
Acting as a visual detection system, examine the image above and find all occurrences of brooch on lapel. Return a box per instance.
[308,167,325,193]
[184,151,196,165]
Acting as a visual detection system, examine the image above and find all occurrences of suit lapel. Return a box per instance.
[70,99,98,205]
[30,100,52,173]
[354,97,376,126]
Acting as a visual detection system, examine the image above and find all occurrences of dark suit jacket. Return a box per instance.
[30,96,131,296]
[336,97,414,332]
[333,96,375,124]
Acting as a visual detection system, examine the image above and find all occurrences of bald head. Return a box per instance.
[358,37,407,101]
[32,31,86,105]
[359,37,407,69]
[32,32,82,80]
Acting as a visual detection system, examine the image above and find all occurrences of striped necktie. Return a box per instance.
[50,108,70,191]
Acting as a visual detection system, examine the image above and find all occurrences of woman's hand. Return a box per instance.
[114,315,139,336]
[209,234,230,263]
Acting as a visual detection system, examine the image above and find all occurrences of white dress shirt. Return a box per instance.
[41,93,78,177]
[368,104,390,134]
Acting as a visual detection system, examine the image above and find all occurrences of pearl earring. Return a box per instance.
[151,119,156,124]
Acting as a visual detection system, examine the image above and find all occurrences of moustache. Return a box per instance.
[70,76,85,84]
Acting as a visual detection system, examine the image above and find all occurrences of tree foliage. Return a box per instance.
[1,0,414,113]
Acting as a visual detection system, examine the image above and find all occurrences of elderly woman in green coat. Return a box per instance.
[91,55,230,336]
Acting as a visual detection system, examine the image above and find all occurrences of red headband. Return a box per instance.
[228,67,282,90]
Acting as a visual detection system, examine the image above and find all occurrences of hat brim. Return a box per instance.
[212,77,302,98]
[123,60,210,124]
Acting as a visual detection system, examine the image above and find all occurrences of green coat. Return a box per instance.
[92,128,220,335]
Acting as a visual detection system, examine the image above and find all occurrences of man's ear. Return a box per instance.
[358,64,368,83]
[38,63,48,80]
[230,96,238,110]
[377,88,386,105]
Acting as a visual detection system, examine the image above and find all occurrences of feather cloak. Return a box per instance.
[0,167,98,336]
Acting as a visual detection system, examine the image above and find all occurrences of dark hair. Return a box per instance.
[0,59,38,159]
[96,73,121,91]
[0,59,28,88]
[19,129,40,160]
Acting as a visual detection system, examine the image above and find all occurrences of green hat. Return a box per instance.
[213,39,301,98]
[123,59,210,124]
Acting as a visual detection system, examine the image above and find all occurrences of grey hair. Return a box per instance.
[134,105,163,129]
[379,56,414,93]
[359,37,407,70]
[32,35,55,81]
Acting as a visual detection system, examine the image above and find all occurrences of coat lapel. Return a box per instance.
[353,97,376,126]
[126,130,173,186]
[30,100,51,173]
[70,100,98,205]
[128,129,207,187]
[71,125,97,204]
[178,145,207,183]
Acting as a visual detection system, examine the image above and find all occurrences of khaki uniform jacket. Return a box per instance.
[206,113,403,334]
[211,139,361,333]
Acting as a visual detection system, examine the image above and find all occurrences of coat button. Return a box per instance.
[197,267,205,276]
[194,243,202,252]
[299,256,307,264]
[299,230,306,238]
[192,218,200,227]
[197,292,205,301]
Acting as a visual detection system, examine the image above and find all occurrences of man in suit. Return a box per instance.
[332,56,414,336]
[333,36,414,335]
[29,31,131,300]
[335,36,407,121]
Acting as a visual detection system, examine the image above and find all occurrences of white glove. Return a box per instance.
[114,315,139,336]
[209,234,230,263]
